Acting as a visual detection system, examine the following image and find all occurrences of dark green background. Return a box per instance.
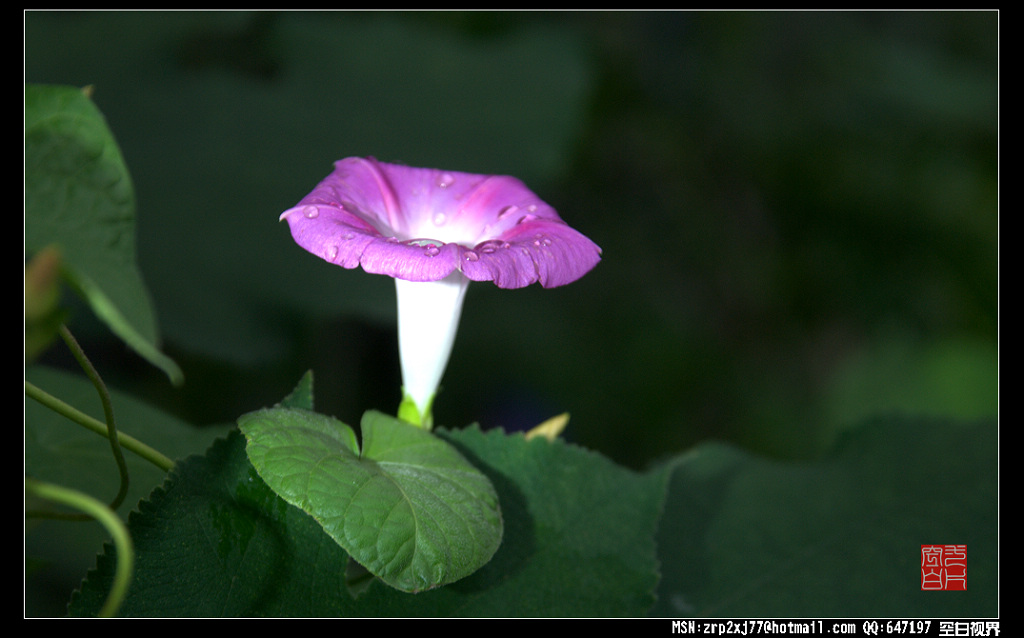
[26,11,998,468]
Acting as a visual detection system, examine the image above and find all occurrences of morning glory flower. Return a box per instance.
[280,156,601,428]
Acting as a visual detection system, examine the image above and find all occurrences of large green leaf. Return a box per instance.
[67,408,665,615]
[24,84,181,384]
[653,416,998,617]
[67,430,348,617]
[238,407,503,592]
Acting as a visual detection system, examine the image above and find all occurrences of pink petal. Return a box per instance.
[461,218,603,289]
[280,157,601,288]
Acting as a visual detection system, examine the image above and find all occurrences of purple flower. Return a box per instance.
[280,157,601,427]
[279,156,601,289]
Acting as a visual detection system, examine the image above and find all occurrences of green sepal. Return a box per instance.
[398,387,434,430]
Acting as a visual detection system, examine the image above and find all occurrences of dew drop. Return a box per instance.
[526,204,538,212]
[463,250,479,262]
[436,173,455,188]
[497,205,519,219]
[478,240,504,254]
[406,238,444,257]
[343,232,355,240]
[516,214,538,225]
[433,212,447,226]
[303,205,319,219]
[327,245,339,261]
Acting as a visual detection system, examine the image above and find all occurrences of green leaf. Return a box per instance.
[652,416,998,617]
[429,425,668,616]
[237,408,502,592]
[69,374,661,616]
[24,84,181,384]
[277,369,315,411]
[69,430,354,617]
[67,421,664,616]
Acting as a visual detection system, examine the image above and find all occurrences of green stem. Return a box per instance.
[58,325,130,511]
[25,381,174,472]
[25,478,134,617]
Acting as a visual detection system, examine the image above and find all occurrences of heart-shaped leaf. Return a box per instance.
[237,407,502,593]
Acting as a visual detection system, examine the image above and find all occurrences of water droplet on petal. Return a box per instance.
[436,173,455,188]
[526,204,538,212]
[303,206,319,219]
[463,250,479,262]
[327,245,339,260]
[343,232,355,240]
[516,214,538,225]
[433,212,447,226]
[497,205,519,219]
[406,238,444,257]
[478,239,507,254]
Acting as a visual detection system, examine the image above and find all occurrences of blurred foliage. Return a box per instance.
[26,11,997,470]
[25,84,183,383]
[25,366,232,617]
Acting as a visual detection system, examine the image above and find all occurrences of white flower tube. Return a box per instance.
[395,272,470,428]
